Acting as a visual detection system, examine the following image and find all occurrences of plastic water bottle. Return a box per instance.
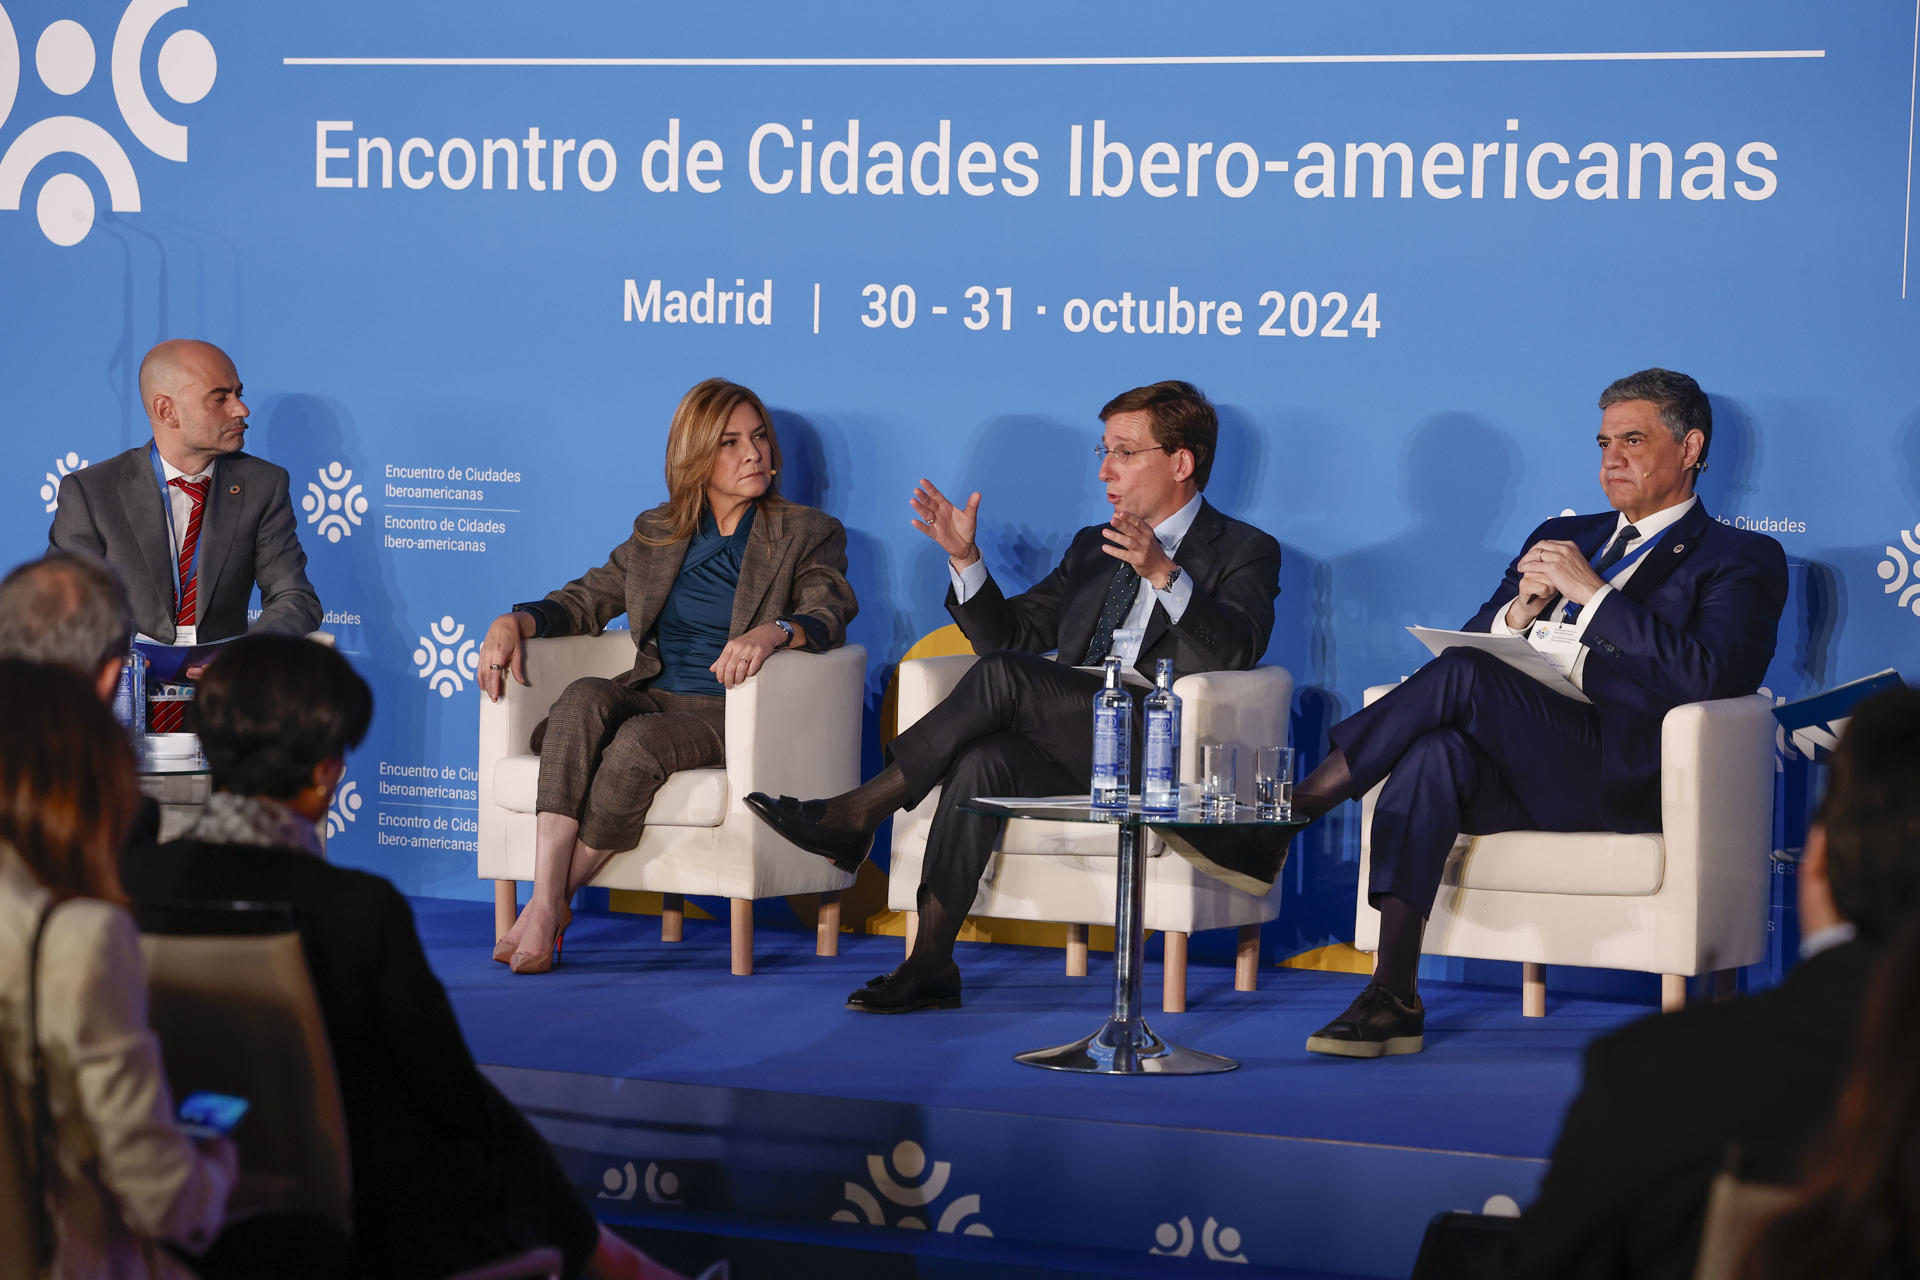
[1090,656,1133,811]
[113,642,146,740]
[1141,659,1182,814]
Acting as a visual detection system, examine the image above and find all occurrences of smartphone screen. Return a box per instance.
[176,1091,250,1139]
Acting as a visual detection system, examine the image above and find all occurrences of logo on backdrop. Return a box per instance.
[1149,1215,1248,1263]
[302,461,368,543]
[0,0,217,246]
[39,448,86,511]
[597,1161,684,1206]
[831,1140,992,1235]
[1878,520,1920,618]
[413,615,480,698]
[324,777,361,837]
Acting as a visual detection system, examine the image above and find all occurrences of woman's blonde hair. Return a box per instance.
[639,378,784,545]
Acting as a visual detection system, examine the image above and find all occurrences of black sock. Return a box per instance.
[819,761,909,834]
[1372,894,1425,1000]
[1294,745,1355,823]
[905,885,960,972]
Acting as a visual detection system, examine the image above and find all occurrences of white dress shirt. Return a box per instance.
[1491,495,1698,691]
[157,454,216,565]
[950,492,1202,667]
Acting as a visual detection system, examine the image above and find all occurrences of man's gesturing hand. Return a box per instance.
[910,478,981,569]
[1101,511,1176,587]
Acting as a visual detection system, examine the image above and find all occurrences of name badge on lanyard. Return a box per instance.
[1527,621,1583,674]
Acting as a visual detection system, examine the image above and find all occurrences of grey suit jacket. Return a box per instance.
[49,444,322,643]
[517,498,859,685]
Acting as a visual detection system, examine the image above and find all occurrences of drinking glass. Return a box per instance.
[1199,743,1238,816]
[1255,746,1295,821]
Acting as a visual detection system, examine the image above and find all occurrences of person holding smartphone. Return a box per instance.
[0,659,236,1280]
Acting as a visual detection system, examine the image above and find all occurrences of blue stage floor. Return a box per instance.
[417,897,1651,1278]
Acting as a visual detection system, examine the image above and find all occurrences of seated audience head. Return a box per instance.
[1800,686,1920,943]
[651,377,781,542]
[194,635,372,821]
[1594,367,1711,521]
[0,551,133,700]
[0,657,137,901]
[1096,380,1218,524]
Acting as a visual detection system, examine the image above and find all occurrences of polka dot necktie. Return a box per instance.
[1080,563,1142,665]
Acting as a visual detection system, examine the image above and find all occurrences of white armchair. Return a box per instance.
[478,635,866,975]
[887,655,1294,1011]
[1352,687,1776,1015]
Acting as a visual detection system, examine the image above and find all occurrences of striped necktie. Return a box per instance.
[150,476,209,733]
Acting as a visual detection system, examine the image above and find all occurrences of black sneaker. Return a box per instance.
[1305,982,1425,1058]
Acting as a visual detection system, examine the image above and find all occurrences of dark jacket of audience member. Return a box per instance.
[1508,686,1920,1280]
[120,638,603,1279]
[1738,919,1920,1279]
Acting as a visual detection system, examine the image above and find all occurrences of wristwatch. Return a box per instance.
[772,618,796,649]
[1159,565,1183,593]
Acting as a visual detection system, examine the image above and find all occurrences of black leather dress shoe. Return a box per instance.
[1304,982,1425,1058]
[846,961,963,1013]
[744,792,873,874]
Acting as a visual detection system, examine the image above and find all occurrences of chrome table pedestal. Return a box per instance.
[964,798,1301,1077]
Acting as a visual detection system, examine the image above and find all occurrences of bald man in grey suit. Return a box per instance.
[49,339,320,644]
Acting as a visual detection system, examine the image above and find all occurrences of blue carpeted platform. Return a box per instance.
[416,897,1650,1278]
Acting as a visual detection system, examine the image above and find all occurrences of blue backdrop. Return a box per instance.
[5,1,1916,968]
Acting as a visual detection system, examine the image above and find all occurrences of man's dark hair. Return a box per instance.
[1597,367,1713,472]
[1817,686,1920,941]
[1099,380,1219,490]
[194,636,372,799]
[0,551,132,677]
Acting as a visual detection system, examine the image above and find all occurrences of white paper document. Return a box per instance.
[1406,626,1591,704]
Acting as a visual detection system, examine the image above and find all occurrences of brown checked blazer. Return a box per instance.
[516,497,859,682]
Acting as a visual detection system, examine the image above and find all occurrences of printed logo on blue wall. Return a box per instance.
[0,0,216,246]
[325,776,361,837]
[303,461,368,543]
[597,1160,684,1206]
[414,615,480,697]
[40,448,86,511]
[1879,520,1920,617]
[832,1140,992,1236]
[1150,1215,1249,1263]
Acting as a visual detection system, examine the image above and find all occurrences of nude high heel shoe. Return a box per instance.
[496,903,571,965]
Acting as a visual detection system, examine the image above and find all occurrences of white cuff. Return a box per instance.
[1155,570,1194,622]
[1491,594,1529,636]
[949,557,989,604]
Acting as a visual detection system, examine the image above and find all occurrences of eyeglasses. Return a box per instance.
[1093,443,1174,463]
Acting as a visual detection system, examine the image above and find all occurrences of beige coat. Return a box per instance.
[0,849,232,1280]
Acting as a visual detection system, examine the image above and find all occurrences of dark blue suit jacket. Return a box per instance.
[1462,501,1787,831]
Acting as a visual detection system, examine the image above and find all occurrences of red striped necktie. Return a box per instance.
[150,475,209,733]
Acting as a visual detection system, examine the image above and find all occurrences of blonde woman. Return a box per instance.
[478,378,858,973]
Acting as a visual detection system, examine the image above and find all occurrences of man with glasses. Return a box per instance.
[747,380,1282,1012]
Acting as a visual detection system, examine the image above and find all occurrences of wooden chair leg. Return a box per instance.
[903,910,918,959]
[1234,924,1260,991]
[660,893,684,943]
[1522,962,1546,1018]
[816,891,841,957]
[1661,974,1687,1012]
[493,880,516,941]
[1162,931,1189,1013]
[730,899,753,976]
[1065,923,1089,977]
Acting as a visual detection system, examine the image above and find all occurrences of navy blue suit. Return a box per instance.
[1331,501,1787,915]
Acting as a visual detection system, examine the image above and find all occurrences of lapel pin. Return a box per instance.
[1672,543,1684,553]
[229,484,240,495]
